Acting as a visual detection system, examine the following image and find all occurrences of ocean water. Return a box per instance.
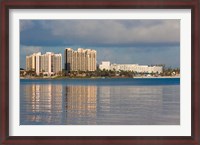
[20,78,180,125]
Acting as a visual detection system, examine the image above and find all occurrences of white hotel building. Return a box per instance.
[99,61,163,74]
[26,52,62,76]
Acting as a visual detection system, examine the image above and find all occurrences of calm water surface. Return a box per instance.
[20,78,180,125]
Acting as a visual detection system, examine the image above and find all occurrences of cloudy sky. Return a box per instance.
[20,19,180,69]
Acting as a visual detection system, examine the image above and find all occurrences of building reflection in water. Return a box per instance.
[22,84,63,124]
[21,83,179,125]
[65,85,97,125]
[65,85,168,125]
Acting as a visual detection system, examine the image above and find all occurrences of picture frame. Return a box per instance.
[1,0,199,144]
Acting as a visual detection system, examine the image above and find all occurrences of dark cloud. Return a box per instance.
[20,20,180,46]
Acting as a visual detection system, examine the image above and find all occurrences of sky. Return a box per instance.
[20,20,180,69]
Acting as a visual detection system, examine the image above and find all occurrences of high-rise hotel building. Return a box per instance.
[26,52,62,76]
[65,48,97,72]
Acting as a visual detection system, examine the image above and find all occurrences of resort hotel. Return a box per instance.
[25,48,163,76]
[65,48,97,72]
[26,52,62,76]
[99,61,163,74]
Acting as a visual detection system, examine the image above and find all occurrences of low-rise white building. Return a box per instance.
[99,61,163,74]
[99,61,111,70]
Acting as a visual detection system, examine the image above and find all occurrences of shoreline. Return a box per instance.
[133,76,180,79]
[20,76,180,80]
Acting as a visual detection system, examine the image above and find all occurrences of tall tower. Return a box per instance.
[26,52,41,75]
[65,48,73,71]
[26,52,62,76]
[65,48,97,72]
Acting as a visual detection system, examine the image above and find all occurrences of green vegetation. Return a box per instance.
[20,67,180,79]
[161,67,180,76]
